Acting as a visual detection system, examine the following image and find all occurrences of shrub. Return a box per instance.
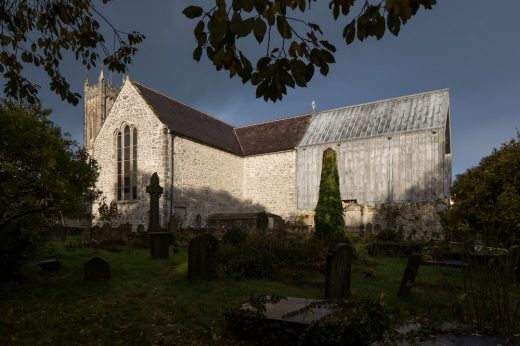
[217,243,276,279]
[314,148,345,243]
[221,228,248,245]
[376,228,402,242]
[0,223,43,281]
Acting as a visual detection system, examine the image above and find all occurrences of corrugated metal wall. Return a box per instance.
[296,127,450,210]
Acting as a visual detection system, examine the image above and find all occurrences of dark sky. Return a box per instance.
[16,1,520,177]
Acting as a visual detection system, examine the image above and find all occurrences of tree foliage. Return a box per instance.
[446,132,520,246]
[184,0,436,102]
[0,0,144,105]
[0,102,100,227]
[314,148,345,242]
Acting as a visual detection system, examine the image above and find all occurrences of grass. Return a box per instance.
[0,239,488,345]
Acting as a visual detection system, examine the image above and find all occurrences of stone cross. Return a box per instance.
[146,172,163,232]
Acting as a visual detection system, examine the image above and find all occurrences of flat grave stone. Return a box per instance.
[84,256,110,281]
[37,259,61,271]
[241,297,339,325]
[423,259,468,268]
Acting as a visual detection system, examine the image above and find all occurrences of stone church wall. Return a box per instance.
[242,150,298,220]
[171,136,244,227]
[91,79,170,229]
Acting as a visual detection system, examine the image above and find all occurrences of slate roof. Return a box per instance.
[133,82,243,155]
[133,81,449,156]
[235,115,312,156]
[299,89,450,146]
[133,81,311,156]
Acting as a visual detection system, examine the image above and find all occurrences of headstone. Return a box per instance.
[84,256,110,281]
[136,223,148,248]
[325,243,353,299]
[117,223,132,241]
[49,224,67,242]
[374,224,382,234]
[101,222,112,235]
[195,214,202,228]
[365,223,373,235]
[91,225,101,238]
[187,233,218,280]
[397,254,422,297]
[150,232,169,259]
[37,259,61,271]
[168,217,180,253]
[146,172,163,233]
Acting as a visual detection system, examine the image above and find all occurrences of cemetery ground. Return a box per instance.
[1,234,501,346]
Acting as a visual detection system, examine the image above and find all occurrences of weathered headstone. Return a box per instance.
[150,232,169,259]
[37,259,61,271]
[187,233,218,280]
[136,223,148,248]
[168,217,180,254]
[325,243,353,299]
[374,224,382,234]
[365,223,373,235]
[117,223,132,241]
[146,172,163,233]
[397,254,422,297]
[84,256,110,281]
[49,224,67,242]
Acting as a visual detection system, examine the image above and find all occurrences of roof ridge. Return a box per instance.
[131,81,236,129]
[235,112,312,129]
[316,88,450,115]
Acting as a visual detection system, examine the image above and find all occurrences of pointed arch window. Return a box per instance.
[116,125,138,201]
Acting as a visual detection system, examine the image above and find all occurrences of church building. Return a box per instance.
[84,72,451,237]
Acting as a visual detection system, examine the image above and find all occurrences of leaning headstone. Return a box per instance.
[84,257,110,281]
[150,232,169,259]
[49,224,67,242]
[325,243,353,299]
[397,254,422,297]
[187,233,218,280]
[37,259,61,271]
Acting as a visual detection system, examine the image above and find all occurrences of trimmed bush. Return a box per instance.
[314,148,345,242]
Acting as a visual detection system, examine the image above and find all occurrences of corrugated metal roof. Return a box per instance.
[299,89,449,146]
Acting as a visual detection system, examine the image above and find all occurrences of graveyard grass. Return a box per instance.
[0,240,466,345]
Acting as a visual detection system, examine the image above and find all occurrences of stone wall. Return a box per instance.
[170,136,245,227]
[91,79,170,230]
[298,200,445,240]
[243,150,298,220]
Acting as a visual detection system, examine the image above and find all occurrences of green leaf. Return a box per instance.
[183,6,203,19]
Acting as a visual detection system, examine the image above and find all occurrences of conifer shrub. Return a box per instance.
[314,148,346,242]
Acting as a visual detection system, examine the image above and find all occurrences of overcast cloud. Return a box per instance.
[11,0,520,178]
